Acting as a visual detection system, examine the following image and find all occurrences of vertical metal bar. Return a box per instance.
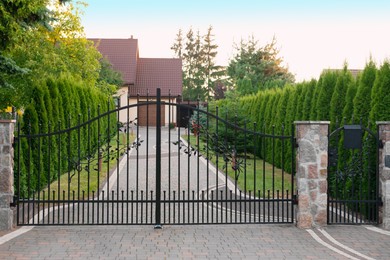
[16,121,21,225]
[63,190,65,224]
[146,90,149,223]
[82,191,85,224]
[97,105,101,224]
[196,99,200,223]
[243,121,248,219]
[116,103,120,224]
[215,106,219,222]
[327,124,331,224]
[376,125,380,224]
[126,91,130,224]
[136,94,140,223]
[87,109,91,224]
[106,100,111,223]
[37,123,41,225]
[253,122,257,222]
[187,99,191,224]
[281,125,285,221]
[182,190,185,223]
[291,123,295,223]
[168,90,171,223]
[177,98,181,224]
[155,88,162,228]
[206,104,210,222]
[26,124,31,224]
[77,114,81,224]
[56,121,61,224]
[67,116,71,224]
[263,123,266,223]
[225,112,229,223]
[272,125,275,222]
[111,190,114,224]
[121,190,124,224]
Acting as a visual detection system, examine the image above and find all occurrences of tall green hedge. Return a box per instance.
[16,76,115,196]
[207,61,389,178]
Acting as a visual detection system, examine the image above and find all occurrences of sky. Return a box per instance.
[80,0,390,81]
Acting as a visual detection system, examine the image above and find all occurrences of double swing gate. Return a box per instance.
[15,89,295,226]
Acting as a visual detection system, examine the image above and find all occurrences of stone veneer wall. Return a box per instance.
[0,120,15,230]
[377,122,390,230]
[294,121,329,229]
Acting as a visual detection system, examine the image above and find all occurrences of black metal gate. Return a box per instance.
[15,88,295,226]
[327,124,381,224]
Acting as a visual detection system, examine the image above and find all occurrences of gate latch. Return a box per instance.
[292,195,298,205]
[10,196,17,207]
[378,197,384,207]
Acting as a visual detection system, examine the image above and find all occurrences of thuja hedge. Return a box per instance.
[16,76,116,196]
[208,61,390,175]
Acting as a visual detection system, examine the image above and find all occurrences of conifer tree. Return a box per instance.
[369,61,390,123]
[315,70,338,121]
[329,66,353,129]
[353,60,377,125]
[294,83,305,120]
[309,77,322,120]
[302,79,316,120]
[342,80,358,124]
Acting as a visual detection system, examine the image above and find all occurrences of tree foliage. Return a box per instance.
[171,26,224,101]
[1,1,119,109]
[226,36,294,96]
[0,0,71,108]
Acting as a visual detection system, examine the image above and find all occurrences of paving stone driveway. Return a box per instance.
[1,224,390,259]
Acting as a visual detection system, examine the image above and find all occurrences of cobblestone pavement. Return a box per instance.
[1,224,390,259]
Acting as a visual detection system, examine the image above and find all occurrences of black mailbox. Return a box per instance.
[344,125,362,149]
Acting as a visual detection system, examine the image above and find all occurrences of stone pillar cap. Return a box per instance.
[294,121,330,125]
[0,119,16,123]
[376,121,390,125]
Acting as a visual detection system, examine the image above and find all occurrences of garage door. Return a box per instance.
[138,102,165,126]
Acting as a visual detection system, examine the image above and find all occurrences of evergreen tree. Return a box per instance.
[329,66,353,130]
[315,70,338,121]
[302,79,316,120]
[294,83,305,120]
[353,60,377,125]
[172,26,223,101]
[369,61,390,123]
[309,77,322,120]
[342,80,358,124]
[171,29,183,59]
[227,36,294,95]
[203,26,224,100]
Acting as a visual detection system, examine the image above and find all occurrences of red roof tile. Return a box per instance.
[89,38,138,85]
[130,58,182,97]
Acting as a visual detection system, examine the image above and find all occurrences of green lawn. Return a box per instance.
[38,133,134,200]
[183,135,293,198]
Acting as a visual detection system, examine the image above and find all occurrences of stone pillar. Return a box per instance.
[0,119,15,230]
[294,121,329,229]
[377,122,390,230]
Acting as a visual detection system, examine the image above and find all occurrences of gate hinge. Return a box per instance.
[10,196,18,207]
[378,139,384,149]
[294,138,299,148]
[292,194,298,205]
[378,197,384,207]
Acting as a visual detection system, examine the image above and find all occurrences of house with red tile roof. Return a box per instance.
[90,37,182,126]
